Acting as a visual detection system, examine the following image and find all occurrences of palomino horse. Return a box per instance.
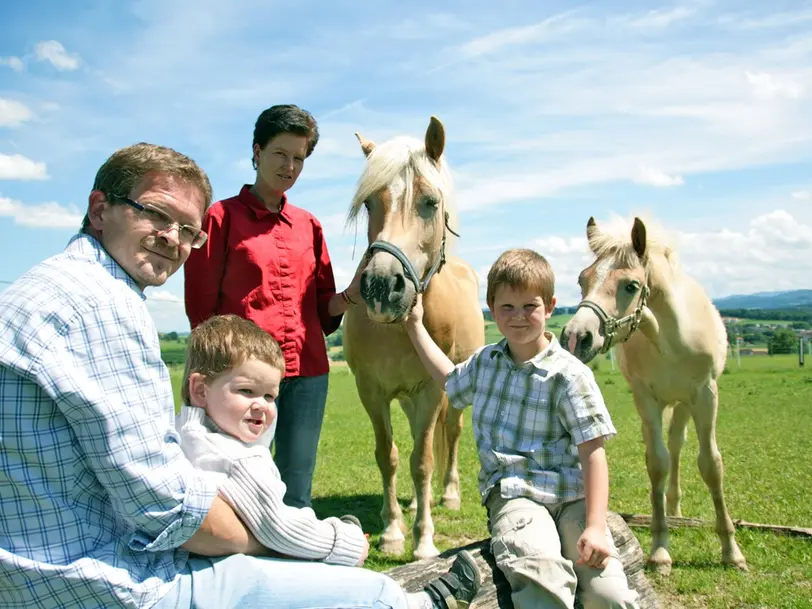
[343,117,484,559]
[560,216,747,575]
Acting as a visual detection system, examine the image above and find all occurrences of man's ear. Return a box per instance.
[187,372,208,408]
[87,190,110,232]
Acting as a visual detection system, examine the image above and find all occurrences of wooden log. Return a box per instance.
[618,512,812,539]
[385,511,660,608]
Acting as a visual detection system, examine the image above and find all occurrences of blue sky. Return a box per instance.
[2,0,811,332]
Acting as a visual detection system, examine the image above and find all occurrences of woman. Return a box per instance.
[184,104,361,508]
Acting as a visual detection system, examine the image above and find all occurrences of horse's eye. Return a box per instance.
[424,196,439,209]
[363,199,370,209]
[625,282,639,294]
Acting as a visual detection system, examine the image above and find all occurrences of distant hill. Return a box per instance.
[712,289,812,310]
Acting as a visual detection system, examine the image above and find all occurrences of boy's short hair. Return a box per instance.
[181,315,285,404]
[486,248,555,309]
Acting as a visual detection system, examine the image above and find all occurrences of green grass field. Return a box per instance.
[167,353,812,609]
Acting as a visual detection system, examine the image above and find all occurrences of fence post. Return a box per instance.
[801,337,806,367]
[736,336,742,368]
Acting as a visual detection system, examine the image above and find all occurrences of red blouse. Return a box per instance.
[184,185,341,377]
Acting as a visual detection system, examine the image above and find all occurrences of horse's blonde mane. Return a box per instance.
[347,136,458,238]
[588,214,679,271]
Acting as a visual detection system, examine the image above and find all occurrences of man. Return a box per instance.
[0,143,408,609]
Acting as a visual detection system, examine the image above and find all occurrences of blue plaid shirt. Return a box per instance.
[446,334,616,505]
[0,234,219,609]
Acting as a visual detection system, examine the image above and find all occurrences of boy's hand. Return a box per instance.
[576,526,611,569]
[402,294,425,331]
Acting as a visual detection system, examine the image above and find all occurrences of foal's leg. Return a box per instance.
[406,384,444,560]
[357,380,406,555]
[631,385,672,575]
[666,403,691,517]
[691,381,747,570]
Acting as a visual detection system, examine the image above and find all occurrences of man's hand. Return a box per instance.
[576,525,611,569]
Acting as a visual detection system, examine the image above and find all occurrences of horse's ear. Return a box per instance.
[586,216,600,251]
[631,217,647,258]
[425,116,445,163]
[354,132,376,157]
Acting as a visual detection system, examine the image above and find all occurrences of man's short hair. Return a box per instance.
[252,104,319,169]
[486,248,556,309]
[181,315,286,405]
[81,142,213,230]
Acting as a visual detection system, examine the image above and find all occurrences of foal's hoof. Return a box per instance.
[647,548,672,576]
[724,553,748,571]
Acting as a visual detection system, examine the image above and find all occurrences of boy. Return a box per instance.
[404,250,640,609]
[177,314,482,609]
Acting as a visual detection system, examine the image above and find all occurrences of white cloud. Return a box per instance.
[615,7,696,29]
[0,197,82,228]
[456,11,582,59]
[0,56,24,72]
[633,166,685,187]
[791,190,811,200]
[147,290,183,303]
[34,40,80,71]
[0,154,48,180]
[0,99,34,127]
[719,9,812,30]
[745,71,803,100]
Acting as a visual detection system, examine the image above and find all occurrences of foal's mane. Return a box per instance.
[588,215,679,271]
[347,136,458,234]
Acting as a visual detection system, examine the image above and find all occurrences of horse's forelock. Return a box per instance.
[588,215,675,271]
[347,136,457,233]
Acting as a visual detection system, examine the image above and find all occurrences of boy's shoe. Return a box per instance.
[424,549,482,609]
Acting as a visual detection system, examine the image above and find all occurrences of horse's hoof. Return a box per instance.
[414,542,441,560]
[647,548,672,576]
[442,495,461,510]
[378,535,406,556]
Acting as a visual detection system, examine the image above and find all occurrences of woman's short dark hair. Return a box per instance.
[252,104,319,169]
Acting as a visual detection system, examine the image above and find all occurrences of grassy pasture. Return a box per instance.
[166,350,812,609]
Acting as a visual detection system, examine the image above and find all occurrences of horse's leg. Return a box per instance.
[631,384,672,575]
[690,381,747,571]
[666,403,691,517]
[399,396,420,514]
[440,394,462,510]
[357,380,406,555]
[406,385,443,560]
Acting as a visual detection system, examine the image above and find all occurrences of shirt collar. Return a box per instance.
[490,331,561,369]
[67,232,146,301]
[179,404,273,450]
[238,184,292,224]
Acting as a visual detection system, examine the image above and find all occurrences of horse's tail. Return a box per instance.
[433,392,450,481]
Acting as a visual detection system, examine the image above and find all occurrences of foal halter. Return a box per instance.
[576,278,650,354]
[366,211,458,294]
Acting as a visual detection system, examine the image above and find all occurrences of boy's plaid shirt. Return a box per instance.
[446,333,616,504]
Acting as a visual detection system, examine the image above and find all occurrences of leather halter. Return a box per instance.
[367,211,458,294]
[576,279,650,354]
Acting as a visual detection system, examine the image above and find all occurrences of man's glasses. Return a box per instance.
[112,195,208,249]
